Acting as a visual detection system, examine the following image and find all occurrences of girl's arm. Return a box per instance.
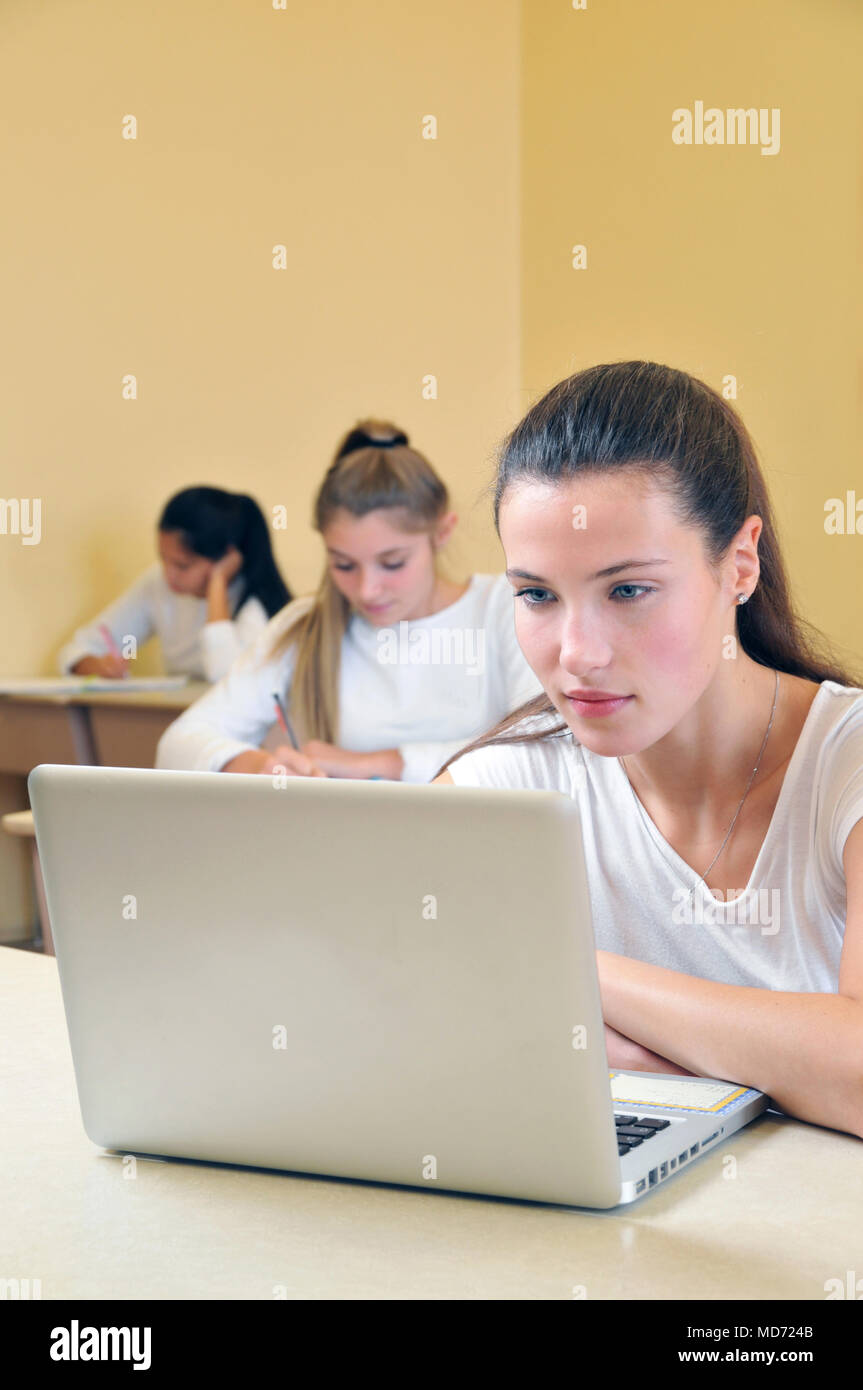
[58,568,158,675]
[604,1024,695,1076]
[205,547,243,625]
[300,743,405,780]
[200,594,269,683]
[156,603,306,772]
[597,819,863,1139]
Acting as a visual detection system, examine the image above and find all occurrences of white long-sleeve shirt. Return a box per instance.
[156,573,544,783]
[58,564,269,684]
[448,681,863,992]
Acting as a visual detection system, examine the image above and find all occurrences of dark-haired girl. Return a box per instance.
[436,361,863,1139]
[59,487,291,683]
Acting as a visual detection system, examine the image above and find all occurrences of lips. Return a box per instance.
[564,690,634,718]
[564,690,628,701]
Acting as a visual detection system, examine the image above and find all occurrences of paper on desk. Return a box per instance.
[610,1072,749,1112]
[0,676,189,695]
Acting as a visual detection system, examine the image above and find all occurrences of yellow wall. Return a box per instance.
[0,0,520,674]
[522,0,862,672]
[1,0,860,675]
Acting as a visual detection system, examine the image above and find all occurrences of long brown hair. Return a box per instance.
[270,420,449,742]
[438,360,859,775]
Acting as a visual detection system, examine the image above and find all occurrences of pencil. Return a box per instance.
[272,691,300,750]
[99,624,127,679]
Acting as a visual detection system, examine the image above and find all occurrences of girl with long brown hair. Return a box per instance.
[437,361,863,1140]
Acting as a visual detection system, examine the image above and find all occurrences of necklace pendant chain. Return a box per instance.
[619,669,780,902]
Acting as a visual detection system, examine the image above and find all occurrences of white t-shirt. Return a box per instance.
[156,573,544,783]
[58,564,269,683]
[448,681,863,993]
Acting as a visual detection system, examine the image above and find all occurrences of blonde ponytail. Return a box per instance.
[269,419,449,743]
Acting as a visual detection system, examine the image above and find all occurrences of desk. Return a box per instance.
[2,946,860,1300]
[73,685,209,768]
[0,686,207,939]
[0,683,209,774]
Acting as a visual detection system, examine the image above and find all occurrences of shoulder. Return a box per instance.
[473,572,511,605]
[804,682,863,859]
[125,564,168,605]
[233,594,317,673]
[461,573,517,626]
[263,593,316,639]
[809,681,863,761]
[138,563,166,592]
[234,593,269,625]
[811,681,863,789]
[448,711,580,795]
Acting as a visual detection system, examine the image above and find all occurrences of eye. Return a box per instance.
[610,584,654,602]
[333,562,355,572]
[515,587,554,607]
[382,560,406,571]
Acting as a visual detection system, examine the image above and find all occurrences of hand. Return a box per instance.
[72,654,129,679]
[209,545,244,586]
[301,740,383,779]
[261,745,328,778]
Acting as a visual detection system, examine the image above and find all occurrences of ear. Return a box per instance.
[726,513,762,603]
[431,511,458,550]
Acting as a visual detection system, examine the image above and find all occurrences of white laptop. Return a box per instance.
[28,764,768,1208]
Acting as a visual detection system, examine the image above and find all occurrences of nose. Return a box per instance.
[358,570,385,602]
[558,608,613,676]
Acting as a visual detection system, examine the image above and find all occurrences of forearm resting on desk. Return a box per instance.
[599,950,863,1137]
[604,1024,696,1076]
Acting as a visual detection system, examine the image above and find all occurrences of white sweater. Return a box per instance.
[156,573,544,783]
[448,681,863,992]
[58,564,269,684]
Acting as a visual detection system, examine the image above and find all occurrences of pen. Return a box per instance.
[99,624,127,679]
[272,691,300,751]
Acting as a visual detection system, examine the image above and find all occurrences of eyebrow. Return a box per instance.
[506,559,670,583]
[326,546,410,561]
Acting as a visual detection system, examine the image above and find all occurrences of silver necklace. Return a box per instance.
[617,667,780,903]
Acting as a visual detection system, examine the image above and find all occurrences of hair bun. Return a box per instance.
[373,437,405,449]
[362,430,408,450]
[337,421,409,460]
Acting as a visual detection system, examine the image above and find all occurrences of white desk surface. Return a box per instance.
[2,946,860,1301]
[0,682,209,711]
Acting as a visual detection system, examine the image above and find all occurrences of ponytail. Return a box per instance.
[233,493,292,617]
[269,420,449,743]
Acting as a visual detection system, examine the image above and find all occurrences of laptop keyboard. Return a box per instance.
[615,1113,670,1157]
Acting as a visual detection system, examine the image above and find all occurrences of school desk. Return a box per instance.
[2,945,861,1301]
[72,684,209,768]
[0,685,207,941]
[0,683,209,775]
